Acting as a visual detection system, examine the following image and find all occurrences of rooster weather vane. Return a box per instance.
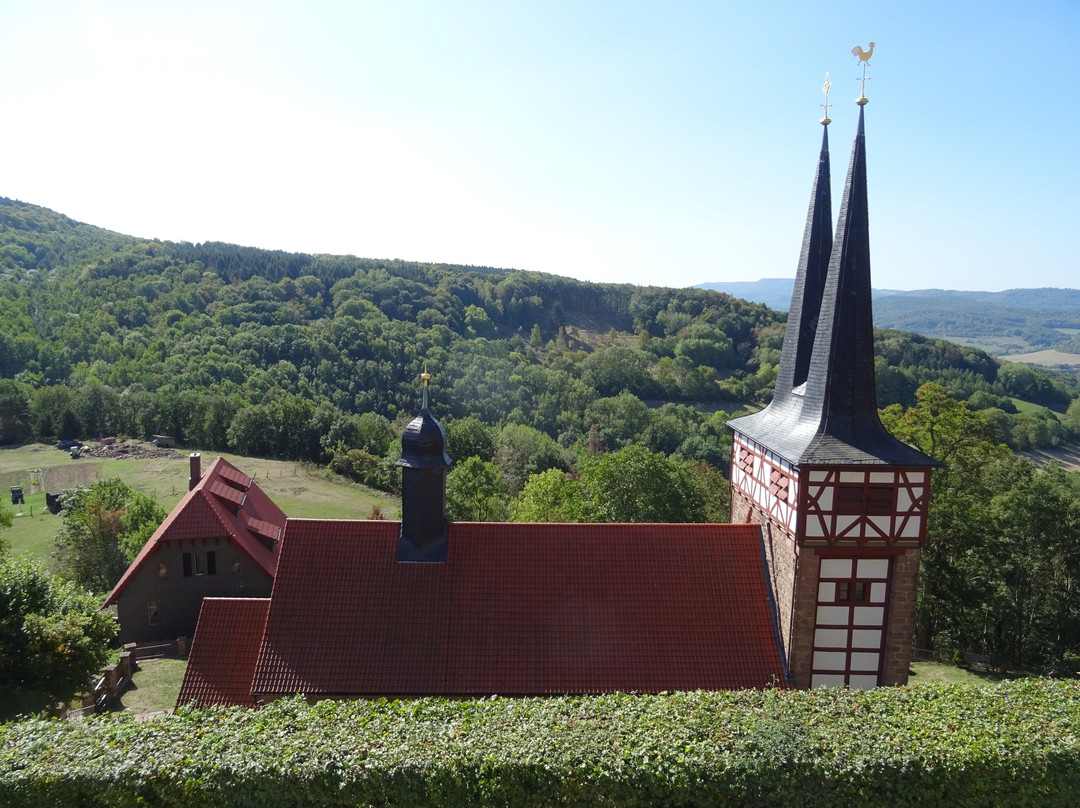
[851,42,874,104]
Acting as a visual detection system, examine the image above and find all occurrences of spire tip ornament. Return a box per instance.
[851,41,874,104]
[820,72,832,125]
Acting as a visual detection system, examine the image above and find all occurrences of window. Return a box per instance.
[835,484,895,515]
[158,562,168,579]
[769,468,790,501]
[147,601,159,625]
[183,551,217,577]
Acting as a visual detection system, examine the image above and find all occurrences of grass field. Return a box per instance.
[1003,349,1080,368]
[1,442,400,561]
[1011,398,1067,417]
[114,658,189,716]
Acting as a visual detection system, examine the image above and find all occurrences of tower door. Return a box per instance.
[811,557,890,689]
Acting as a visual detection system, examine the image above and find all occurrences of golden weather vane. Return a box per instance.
[851,41,874,105]
[820,72,832,124]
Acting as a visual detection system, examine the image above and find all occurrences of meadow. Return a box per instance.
[1,441,399,561]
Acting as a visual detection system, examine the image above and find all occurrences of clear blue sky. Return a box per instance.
[2,1,1076,291]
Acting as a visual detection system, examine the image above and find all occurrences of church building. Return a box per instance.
[173,92,934,708]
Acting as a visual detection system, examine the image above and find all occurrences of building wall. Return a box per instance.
[731,489,803,683]
[733,484,923,690]
[114,536,273,644]
[882,548,920,686]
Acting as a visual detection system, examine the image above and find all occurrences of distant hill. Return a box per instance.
[697,279,1080,359]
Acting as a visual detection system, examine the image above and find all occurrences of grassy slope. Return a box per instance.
[1,442,400,562]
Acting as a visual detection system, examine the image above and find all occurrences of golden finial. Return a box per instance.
[851,41,874,105]
[421,367,431,409]
[820,72,832,125]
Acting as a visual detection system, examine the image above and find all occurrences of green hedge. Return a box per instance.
[2,681,1079,807]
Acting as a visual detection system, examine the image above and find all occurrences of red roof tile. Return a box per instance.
[176,598,269,709]
[103,457,286,607]
[251,520,786,697]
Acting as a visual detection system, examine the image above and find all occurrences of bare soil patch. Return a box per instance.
[1021,441,1080,472]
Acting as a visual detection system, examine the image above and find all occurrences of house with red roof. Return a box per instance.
[104,454,286,645]
[177,99,934,706]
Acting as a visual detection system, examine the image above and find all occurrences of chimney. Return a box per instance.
[189,453,202,491]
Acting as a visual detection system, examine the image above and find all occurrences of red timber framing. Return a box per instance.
[731,435,799,537]
[731,433,931,689]
[810,555,892,688]
[802,467,929,545]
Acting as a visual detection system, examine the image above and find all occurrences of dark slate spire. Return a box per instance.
[726,122,833,450]
[795,105,934,465]
[731,106,936,467]
[396,373,451,562]
[778,123,834,401]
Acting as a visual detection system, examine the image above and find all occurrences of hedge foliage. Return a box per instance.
[2,681,1079,807]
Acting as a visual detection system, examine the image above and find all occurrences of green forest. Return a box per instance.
[2,194,1080,682]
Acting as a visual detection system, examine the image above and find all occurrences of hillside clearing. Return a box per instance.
[1002,349,1080,368]
[1,442,399,561]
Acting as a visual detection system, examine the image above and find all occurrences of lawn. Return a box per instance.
[908,660,1027,684]
[112,658,189,716]
[1,442,400,562]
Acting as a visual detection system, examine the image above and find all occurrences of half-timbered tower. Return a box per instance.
[728,102,938,689]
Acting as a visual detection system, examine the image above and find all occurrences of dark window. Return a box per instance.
[147,601,159,625]
[835,485,865,514]
[835,484,896,515]
[867,486,895,515]
[186,551,217,577]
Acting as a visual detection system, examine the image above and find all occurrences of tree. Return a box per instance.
[578,444,708,523]
[0,379,31,445]
[0,502,11,555]
[53,479,167,593]
[510,468,586,523]
[446,457,508,522]
[881,383,1020,659]
[445,416,496,463]
[493,423,569,494]
[981,459,1080,668]
[0,555,118,718]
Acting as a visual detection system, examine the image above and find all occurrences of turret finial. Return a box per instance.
[820,72,832,125]
[421,367,431,410]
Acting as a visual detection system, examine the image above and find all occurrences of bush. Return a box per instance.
[2,681,1079,806]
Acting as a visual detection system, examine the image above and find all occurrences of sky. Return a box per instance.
[1,1,1077,292]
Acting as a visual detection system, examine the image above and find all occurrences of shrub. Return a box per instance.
[2,681,1079,806]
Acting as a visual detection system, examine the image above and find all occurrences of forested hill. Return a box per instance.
[699,278,1080,355]
[0,195,1076,465]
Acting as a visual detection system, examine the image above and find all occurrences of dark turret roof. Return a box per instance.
[730,108,936,467]
[397,406,451,470]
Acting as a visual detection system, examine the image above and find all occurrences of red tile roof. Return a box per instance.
[251,520,786,698]
[176,598,270,709]
[103,457,286,607]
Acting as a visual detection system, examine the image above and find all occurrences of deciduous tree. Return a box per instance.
[0,555,117,718]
